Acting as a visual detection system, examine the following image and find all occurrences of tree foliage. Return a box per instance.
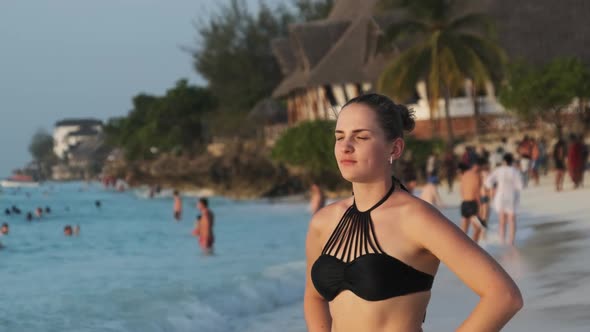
[271,120,340,183]
[105,79,217,160]
[29,129,56,162]
[377,0,506,142]
[499,57,590,136]
[192,0,333,114]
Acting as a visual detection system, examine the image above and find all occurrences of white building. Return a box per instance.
[53,119,103,159]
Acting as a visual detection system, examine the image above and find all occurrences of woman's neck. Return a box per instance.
[352,177,394,212]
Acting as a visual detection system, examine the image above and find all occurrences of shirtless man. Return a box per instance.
[309,183,326,214]
[196,198,214,255]
[460,163,486,243]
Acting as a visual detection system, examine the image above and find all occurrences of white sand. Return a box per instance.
[427,173,590,331]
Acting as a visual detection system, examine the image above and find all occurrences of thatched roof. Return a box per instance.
[272,0,590,98]
[272,0,387,97]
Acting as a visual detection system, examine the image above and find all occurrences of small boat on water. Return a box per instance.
[0,174,40,188]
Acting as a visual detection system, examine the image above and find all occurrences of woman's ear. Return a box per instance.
[390,138,405,161]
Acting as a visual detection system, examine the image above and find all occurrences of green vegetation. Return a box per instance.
[271,120,342,186]
[499,57,590,137]
[28,128,58,179]
[104,79,216,160]
[29,129,56,162]
[404,137,446,173]
[377,0,506,142]
[191,0,333,137]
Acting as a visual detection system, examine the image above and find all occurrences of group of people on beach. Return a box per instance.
[172,191,215,255]
[416,132,588,248]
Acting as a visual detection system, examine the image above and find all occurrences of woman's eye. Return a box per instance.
[357,137,369,140]
[335,137,343,141]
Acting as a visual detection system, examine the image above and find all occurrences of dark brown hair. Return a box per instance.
[342,93,415,140]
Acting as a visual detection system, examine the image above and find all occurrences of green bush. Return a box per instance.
[404,136,446,178]
[271,120,342,186]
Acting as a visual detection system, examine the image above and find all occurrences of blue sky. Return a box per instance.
[0,0,276,177]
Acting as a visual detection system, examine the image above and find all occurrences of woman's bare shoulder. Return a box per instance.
[390,190,448,227]
[309,197,352,232]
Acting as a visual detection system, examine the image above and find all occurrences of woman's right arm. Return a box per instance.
[304,210,332,332]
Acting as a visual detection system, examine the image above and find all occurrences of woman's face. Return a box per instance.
[335,103,400,183]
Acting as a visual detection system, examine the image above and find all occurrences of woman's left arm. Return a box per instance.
[408,201,523,332]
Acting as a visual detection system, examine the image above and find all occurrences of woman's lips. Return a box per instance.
[339,160,357,165]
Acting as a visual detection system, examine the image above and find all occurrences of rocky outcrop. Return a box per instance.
[102,141,306,199]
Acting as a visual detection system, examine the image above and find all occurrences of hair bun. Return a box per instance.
[396,104,415,132]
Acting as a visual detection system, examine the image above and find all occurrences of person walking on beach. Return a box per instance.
[442,148,457,193]
[419,175,444,208]
[553,138,567,191]
[567,134,585,188]
[485,153,524,246]
[305,94,522,332]
[478,158,492,226]
[196,198,214,254]
[310,183,326,214]
[517,135,533,188]
[530,138,541,186]
[459,162,486,243]
[173,190,182,221]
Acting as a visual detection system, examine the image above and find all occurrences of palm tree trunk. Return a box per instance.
[472,85,481,138]
[443,84,455,143]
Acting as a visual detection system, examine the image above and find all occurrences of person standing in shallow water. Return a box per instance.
[309,183,326,214]
[196,198,214,254]
[304,94,522,332]
[173,190,182,221]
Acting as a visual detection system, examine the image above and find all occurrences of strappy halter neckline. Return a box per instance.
[312,176,434,304]
[352,179,396,213]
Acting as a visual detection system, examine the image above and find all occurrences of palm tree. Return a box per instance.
[377,0,506,142]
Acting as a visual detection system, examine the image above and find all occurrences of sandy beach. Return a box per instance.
[421,172,590,331]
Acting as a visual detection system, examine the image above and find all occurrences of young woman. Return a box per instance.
[304,94,522,332]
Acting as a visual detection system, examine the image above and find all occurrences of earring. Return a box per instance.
[389,156,393,164]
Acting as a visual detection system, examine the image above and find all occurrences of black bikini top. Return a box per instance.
[311,178,434,302]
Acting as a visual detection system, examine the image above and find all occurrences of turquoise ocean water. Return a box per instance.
[1,181,540,332]
[0,182,309,332]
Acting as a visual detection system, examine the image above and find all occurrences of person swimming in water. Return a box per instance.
[64,225,73,236]
[304,94,521,332]
[0,223,7,249]
[35,207,43,218]
[1,223,8,235]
